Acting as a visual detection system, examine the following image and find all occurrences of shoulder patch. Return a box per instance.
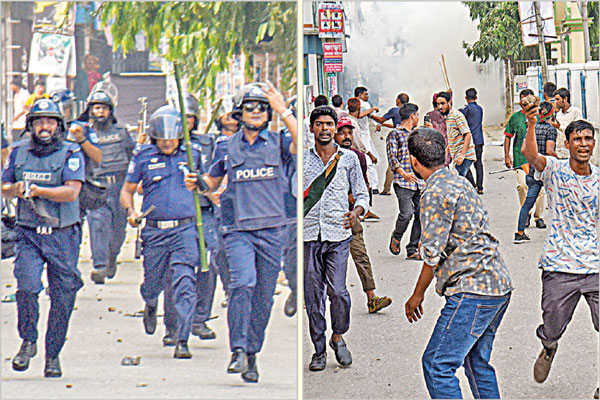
[127,160,135,174]
[68,157,81,171]
[89,132,99,144]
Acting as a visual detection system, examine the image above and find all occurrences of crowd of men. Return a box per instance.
[2,79,297,384]
[302,84,598,399]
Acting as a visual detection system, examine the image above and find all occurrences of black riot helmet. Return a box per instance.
[78,90,117,123]
[231,83,272,131]
[148,105,183,140]
[25,98,66,144]
[174,93,200,131]
[50,88,78,123]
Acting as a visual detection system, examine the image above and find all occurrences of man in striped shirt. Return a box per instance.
[436,92,476,185]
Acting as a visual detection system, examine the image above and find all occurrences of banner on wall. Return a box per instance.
[318,3,344,39]
[28,32,76,77]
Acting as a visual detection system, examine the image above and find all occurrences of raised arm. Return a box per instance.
[521,105,547,172]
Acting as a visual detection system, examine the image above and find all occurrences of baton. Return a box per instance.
[173,63,209,273]
[134,205,156,225]
[488,168,517,175]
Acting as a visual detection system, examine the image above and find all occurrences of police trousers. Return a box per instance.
[304,237,352,355]
[87,178,128,270]
[163,208,219,330]
[13,224,83,358]
[223,226,285,354]
[282,219,297,293]
[141,222,198,342]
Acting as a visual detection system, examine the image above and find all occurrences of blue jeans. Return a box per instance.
[517,175,543,232]
[422,292,511,399]
[455,159,474,178]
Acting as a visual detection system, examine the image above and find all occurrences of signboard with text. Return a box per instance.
[318,3,344,39]
[323,43,343,73]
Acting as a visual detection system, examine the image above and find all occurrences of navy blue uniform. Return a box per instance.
[281,129,297,295]
[86,124,134,273]
[210,135,233,302]
[2,140,85,359]
[209,128,292,355]
[126,142,209,342]
[186,132,219,329]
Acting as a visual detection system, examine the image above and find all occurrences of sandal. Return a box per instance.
[389,236,401,255]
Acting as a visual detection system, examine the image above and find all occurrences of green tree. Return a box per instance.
[95,1,296,99]
[462,2,536,121]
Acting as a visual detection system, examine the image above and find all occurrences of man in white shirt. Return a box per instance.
[522,108,598,398]
[551,88,582,159]
[10,77,30,143]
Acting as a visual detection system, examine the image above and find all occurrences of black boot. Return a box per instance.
[106,258,118,279]
[284,290,297,317]
[91,267,107,284]
[227,348,248,373]
[12,340,37,371]
[192,322,216,340]
[44,356,62,378]
[162,329,176,347]
[174,341,192,359]
[143,304,157,335]
[241,354,259,383]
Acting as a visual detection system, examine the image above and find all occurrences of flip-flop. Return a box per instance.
[389,236,401,255]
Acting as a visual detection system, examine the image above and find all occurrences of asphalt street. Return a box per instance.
[302,125,599,399]
[1,213,297,399]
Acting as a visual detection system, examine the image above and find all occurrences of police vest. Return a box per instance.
[190,132,215,173]
[221,130,286,231]
[14,141,81,228]
[93,125,130,177]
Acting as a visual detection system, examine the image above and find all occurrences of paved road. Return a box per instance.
[1,218,297,399]
[302,125,598,399]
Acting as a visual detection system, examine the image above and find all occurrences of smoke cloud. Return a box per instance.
[340,2,506,125]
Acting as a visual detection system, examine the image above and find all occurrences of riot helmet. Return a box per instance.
[78,89,117,124]
[231,83,272,131]
[148,105,183,140]
[25,98,66,145]
[173,93,200,131]
[50,88,78,123]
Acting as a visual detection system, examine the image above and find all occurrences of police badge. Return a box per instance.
[68,157,80,171]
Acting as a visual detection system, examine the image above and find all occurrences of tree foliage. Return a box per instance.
[95,2,296,98]
[461,2,529,64]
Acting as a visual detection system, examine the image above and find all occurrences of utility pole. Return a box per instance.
[578,1,591,62]
[534,1,548,83]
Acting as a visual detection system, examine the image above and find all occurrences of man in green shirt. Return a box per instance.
[504,89,546,229]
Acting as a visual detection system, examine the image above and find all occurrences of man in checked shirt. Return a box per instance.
[404,128,514,399]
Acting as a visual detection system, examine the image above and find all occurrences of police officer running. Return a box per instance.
[77,90,135,284]
[185,81,297,383]
[2,99,86,377]
[120,105,206,359]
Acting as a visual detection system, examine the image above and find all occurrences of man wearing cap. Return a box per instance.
[336,116,392,314]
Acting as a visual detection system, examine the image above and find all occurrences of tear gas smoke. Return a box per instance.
[340,2,506,125]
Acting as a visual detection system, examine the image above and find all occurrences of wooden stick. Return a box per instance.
[441,54,450,89]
